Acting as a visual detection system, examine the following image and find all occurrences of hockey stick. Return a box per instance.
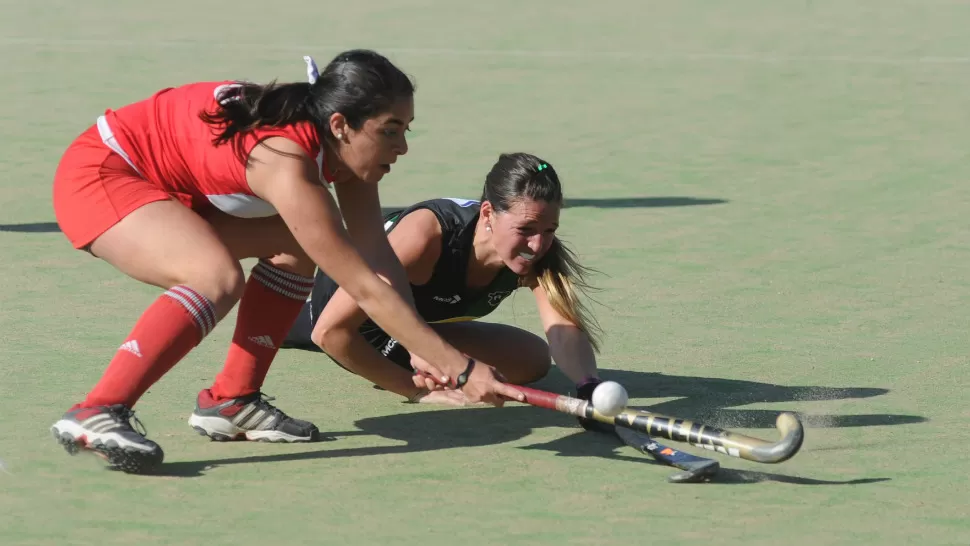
[512,385,803,464]
[613,427,719,483]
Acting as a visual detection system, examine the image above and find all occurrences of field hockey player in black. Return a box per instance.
[283,152,607,413]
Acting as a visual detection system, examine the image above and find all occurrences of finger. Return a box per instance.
[493,382,525,402]
[410,360,450,385]
[414,369,448,388]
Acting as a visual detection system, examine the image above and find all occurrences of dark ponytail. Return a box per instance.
[200,82,316,147]
[200,49,415,158]
[482,153,604,350]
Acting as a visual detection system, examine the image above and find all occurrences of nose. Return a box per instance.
[396,134,409,156]
[527,235,543,253]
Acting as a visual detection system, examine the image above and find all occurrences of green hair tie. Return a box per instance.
[537,163,548,172]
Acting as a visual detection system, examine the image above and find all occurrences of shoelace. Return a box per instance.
[112,406,149,437]
[251,393,288,420]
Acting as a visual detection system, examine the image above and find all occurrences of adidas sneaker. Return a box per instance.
[51,405,164,474]
[188,389,319,443]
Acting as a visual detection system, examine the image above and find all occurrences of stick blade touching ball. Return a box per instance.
[591,381,629,417]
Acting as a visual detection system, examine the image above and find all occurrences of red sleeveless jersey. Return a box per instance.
[100,81,333,217]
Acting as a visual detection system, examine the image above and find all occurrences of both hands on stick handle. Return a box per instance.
[409,354,525,406]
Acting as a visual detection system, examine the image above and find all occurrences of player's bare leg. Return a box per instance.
[53,200,243,473]
[188,211,321,443]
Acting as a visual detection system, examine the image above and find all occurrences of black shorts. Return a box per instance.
[282,301,413,372]
[360,328,412,371]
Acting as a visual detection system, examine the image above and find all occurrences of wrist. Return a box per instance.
[453,358,477,389]
[575,376,602,401]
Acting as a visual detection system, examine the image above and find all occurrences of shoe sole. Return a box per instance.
[50,422,164,474]
[187,414,318,443]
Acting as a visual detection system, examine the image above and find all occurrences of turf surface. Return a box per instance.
[1,1,968,544]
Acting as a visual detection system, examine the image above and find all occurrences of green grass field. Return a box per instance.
[2,1,969,544]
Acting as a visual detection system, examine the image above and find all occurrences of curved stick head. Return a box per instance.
[747,412,805,464]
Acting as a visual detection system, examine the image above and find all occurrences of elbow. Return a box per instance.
[544,322,580,345]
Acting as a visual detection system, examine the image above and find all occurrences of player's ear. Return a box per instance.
[480,200,495,230]
[480,200,494,219]
[328,113,349,142]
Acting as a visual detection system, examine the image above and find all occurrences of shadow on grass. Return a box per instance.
[151,369,917,484]
[2,197,725,236]
[0,222,60,233]
[562,197,727,209]
[380,197,727,217]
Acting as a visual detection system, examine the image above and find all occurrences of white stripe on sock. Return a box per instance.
[252,263,314,301]
[165,286,217,337]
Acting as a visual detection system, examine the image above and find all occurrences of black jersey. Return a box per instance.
[283,198,522,362]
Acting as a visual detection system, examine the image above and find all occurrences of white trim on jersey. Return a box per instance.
[207,194,279,218]
[445,198,480,207]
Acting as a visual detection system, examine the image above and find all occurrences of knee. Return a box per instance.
[265,250,315,278]
[517,334,552,384]
[219,265,247,302]
[183,261,246,313]
[311,322,351,355]
[310,323,327,351]
[526,350,553,383]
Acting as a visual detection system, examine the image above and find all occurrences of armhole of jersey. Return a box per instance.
[386,205,449,286]
[238,118,324,183]
[387,205,448,236]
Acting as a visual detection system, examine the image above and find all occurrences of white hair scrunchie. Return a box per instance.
[303,55,320,85]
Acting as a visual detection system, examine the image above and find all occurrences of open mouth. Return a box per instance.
[380,164,391,173]
[518,252,535,261]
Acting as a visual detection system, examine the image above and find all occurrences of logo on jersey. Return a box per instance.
[487,290,513,307]
[381,338,399,356]
[383,214,401,233]
[433,295,462,304]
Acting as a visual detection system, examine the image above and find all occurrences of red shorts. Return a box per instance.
[52,125,177,249]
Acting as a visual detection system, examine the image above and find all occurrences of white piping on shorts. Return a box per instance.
[96,115,144,177]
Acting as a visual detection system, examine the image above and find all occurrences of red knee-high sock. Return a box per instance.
[209,261,314,400]
[81,285,217,409]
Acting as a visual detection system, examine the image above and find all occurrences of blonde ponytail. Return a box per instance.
[534,237,603,351]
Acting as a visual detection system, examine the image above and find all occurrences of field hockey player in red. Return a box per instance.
[49,49,524,474]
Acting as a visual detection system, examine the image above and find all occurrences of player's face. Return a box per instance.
[490,198,561,276]
[342,97,413,183]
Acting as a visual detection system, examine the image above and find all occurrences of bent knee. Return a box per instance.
[510,337,552,384]
[522,353,552,384]
[264,251,315,278]
[310,324,327,351]
[311,323,353,356]
[525,332,552,364]
[182,261,246,313]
